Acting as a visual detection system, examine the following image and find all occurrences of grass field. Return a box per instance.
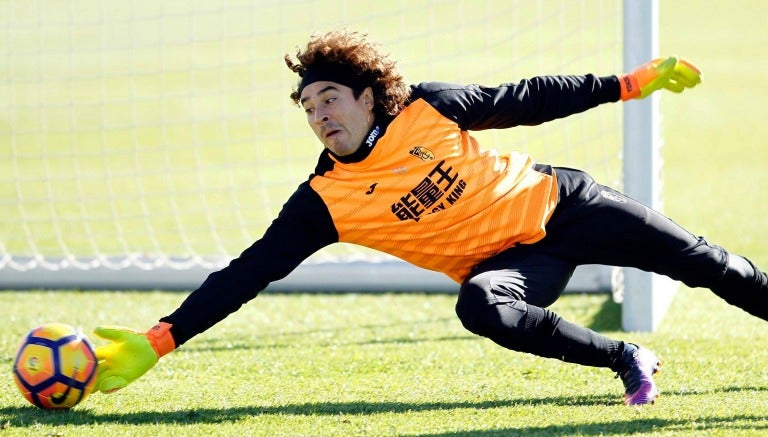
[2,0,768,436]
[1,289,767,436]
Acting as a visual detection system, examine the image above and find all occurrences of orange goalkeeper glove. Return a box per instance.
[93,322,175,393]
[619,56,701,101]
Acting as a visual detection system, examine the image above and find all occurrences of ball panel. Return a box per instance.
[58,337,98,386]
[30,323,80,342]
[35,380,88,409]
[12,373,44,408]
[13,343,56,387]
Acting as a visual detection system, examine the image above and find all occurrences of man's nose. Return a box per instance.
[313,110,330,123]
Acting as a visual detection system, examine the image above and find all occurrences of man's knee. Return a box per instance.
[455,283,485,335]
[710,254,768,320]
[673,240,729,288]
[455,281,527,338]
[456,280,571,357]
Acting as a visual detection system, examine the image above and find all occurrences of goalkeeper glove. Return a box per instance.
[619,56,702,101]
[93,322,176,393]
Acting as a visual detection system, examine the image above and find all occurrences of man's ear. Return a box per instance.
[362,87,374,109]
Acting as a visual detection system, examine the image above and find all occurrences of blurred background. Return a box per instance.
[0,0,765,288]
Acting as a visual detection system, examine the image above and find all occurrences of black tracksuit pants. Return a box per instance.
[455,166,766,370]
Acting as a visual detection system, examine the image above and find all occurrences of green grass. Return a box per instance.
[659,0,768,268]
[1,289,767,436]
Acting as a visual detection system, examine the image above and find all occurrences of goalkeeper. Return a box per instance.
[93,29,767,406]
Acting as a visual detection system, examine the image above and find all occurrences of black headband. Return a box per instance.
[298,63,366,95]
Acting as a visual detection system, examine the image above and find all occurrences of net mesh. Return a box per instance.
[0,0,622,276]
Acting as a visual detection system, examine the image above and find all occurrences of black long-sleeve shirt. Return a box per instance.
[162,75,621,346]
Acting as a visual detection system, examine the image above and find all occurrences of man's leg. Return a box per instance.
[454,249,661,405]
[548,167,768,321]
[711,254,768,320]
[455,249,624,369]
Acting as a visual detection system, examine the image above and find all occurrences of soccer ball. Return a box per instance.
[12,323,98,409]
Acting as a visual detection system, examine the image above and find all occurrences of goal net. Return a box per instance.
[2,1,658,313]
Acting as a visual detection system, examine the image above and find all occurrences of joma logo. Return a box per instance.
[365,125,381,148]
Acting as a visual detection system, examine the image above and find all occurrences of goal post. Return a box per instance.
[0,1,674,331]
[621,0,678,331]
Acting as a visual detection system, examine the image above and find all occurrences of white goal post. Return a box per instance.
[620,0,678,331]
[0,0,675,331]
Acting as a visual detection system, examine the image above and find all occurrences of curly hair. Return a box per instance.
[284,29,410,117]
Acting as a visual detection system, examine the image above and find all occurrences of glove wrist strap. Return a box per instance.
[619,74,640,101]
[146,322,176,358]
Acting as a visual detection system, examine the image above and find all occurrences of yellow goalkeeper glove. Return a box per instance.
[619,56,702,100]
[93,322,176,393]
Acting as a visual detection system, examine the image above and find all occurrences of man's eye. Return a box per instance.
[325,97,336,104]
[305,108,314,114]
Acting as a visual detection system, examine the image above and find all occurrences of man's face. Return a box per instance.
[300,81,374,157]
